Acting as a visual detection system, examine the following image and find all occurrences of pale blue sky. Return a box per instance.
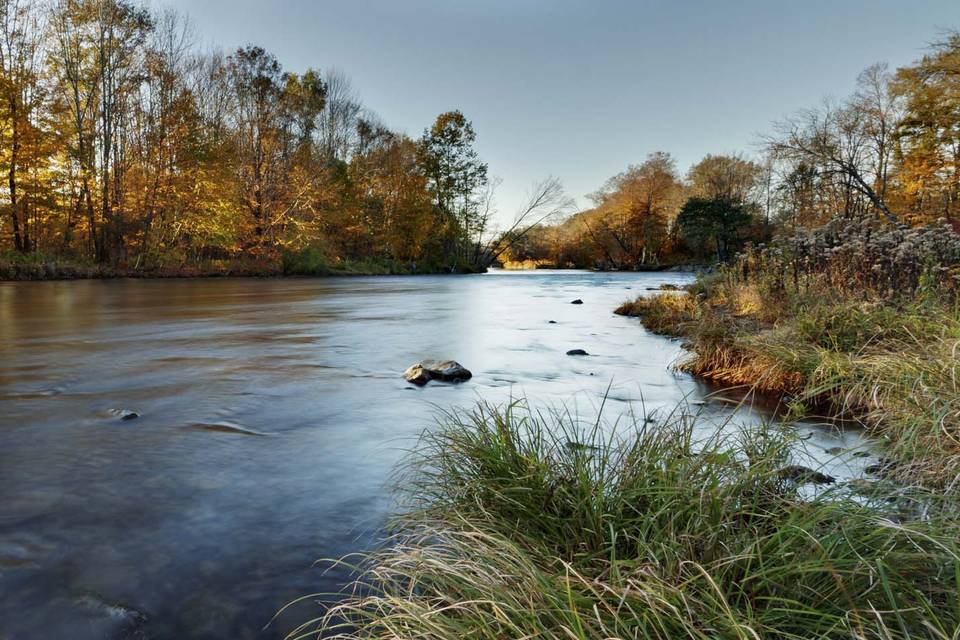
[169,0,959,225]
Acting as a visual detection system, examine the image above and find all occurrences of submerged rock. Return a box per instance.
[74,593,147,639]
[547,320,557,324]
[0,536,50,570]
[570,299,583,304]
[403,360,472,386]
[107,408,139,421]
[866,457,899,477]
[564,440,600,452]
[778,465,836,485]
[824,447,844,455]
[566,349,589,356]
[189,421,269,436]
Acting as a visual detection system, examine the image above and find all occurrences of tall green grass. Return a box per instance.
[289,403,960,639]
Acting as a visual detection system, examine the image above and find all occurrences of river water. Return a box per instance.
[0,271,872,639]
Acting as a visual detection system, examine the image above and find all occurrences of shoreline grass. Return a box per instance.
[618,289,960,487]
[291,403,960,639]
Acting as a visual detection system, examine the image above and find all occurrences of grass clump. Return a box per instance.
[291,403,960,640]
[614,291,700,335]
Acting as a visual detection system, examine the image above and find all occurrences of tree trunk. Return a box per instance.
[8,99,24,252]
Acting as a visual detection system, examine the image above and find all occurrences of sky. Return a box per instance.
[167,0,960,226]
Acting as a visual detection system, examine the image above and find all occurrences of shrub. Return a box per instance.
[737,218,960,301]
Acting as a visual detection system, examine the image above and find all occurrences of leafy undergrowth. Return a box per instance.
[289,404,960,640]
[281,246,486,276]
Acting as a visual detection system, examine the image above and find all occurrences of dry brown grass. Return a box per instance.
[613,292,700,335]
[621,276,960,489]
[682,342,807,394]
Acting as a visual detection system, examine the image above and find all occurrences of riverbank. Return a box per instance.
[498,257,706,272]
[0,251,484,281]
[0,259,281,281]
[4,270,708,639]
[617,290,960,488]
[615,221,960,490]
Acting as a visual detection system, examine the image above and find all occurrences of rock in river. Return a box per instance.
[566,349,589,356]
[403,360,472,386]
[777,465,835,485]
[107,408,139,421]
[570,299,583,305]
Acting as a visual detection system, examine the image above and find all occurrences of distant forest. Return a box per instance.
[0,0,958,275]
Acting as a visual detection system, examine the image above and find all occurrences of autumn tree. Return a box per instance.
[767,94,900,225]
[49,0,153,263]
[317,68,361,163]
[687,153,761,205]
[349,129,434,261]
[586,152,683,268]
[224,46,326,252]
[891,32,960,223]
[0,0,47,253]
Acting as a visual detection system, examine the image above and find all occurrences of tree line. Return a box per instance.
[501,32,960,270]
[2,2,958,274]
[0,0,562,274]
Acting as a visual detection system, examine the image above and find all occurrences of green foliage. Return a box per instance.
[676,196,755,261]
[417,110,488,216]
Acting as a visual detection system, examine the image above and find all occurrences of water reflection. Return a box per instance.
[0,271,873,639]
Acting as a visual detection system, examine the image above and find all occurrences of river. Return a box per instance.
[0,271,872,639]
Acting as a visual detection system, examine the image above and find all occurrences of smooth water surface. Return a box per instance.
[0,271,872,639]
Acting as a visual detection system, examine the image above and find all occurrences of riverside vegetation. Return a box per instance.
[615,217,960,490]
